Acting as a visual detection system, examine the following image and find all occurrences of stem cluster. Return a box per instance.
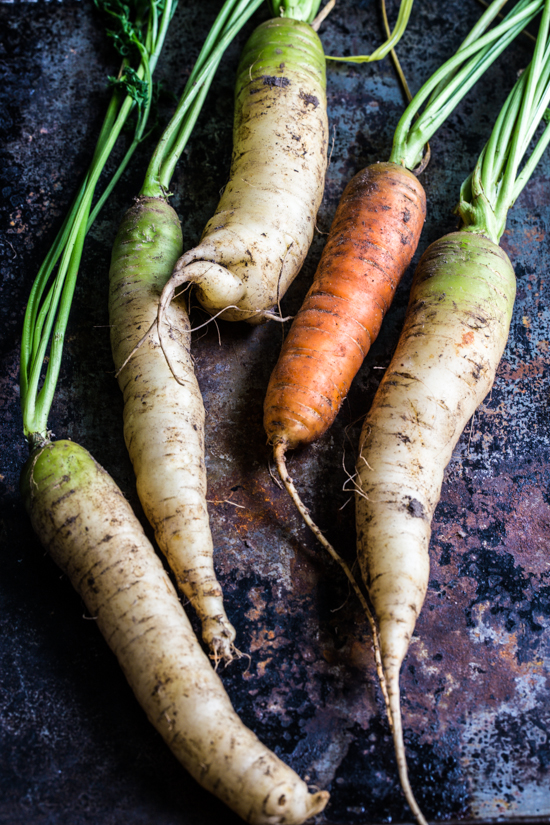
[390,0,547,170]
[458,0,550,242]
[20,0,175,440]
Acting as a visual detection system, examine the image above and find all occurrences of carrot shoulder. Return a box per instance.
[264,162,426,451]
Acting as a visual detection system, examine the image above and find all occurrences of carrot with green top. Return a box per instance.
[356,1,550,819]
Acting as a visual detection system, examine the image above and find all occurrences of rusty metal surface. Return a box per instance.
[1,1,550,823]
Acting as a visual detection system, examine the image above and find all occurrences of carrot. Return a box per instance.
[356,3,550,818]
[263,1,547,820]
[155,0,418,327]
[109,195,237,661]
[158,10,328,324]
[156,0,419,328]
[21,439,330,825]
[355,230,516,820]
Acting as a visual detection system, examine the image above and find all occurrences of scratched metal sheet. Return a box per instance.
[1,1,550,823]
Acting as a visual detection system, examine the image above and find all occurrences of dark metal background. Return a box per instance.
[1,1,550,823]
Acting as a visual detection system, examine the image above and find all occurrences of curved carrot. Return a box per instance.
[21,439,330,824]
[264,162,426,451]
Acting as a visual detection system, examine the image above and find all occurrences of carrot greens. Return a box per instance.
[20,0,176,446]
[458,0,550,240]
[390,0,547,170]
[268,0,324,21]
[142,0,267,198]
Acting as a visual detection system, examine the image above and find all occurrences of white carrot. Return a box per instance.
[109,196,237,661]
[356,4,550,814]
[21,439,330,824]
[158,11,328,324]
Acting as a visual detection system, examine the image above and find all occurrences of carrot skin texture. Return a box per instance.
[171,17,328,323]
[356,229,516,729]
[109,196,236,661]
[21,440,329,824]
[264,163,426,450]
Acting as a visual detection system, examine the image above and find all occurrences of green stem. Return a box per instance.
[267,0,322,22]
[21,0,176,439]
[142,0,264,197]
[21,84,123,385]
[424,0,509,109]
[457,0,550,242]
[390,0,545,169]
[327,0,415,63]
[495,0,550,217]
[32,214,90,434]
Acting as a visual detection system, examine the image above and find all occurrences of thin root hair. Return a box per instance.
[267,457,284,490]
[273,441,392,726]
[114,318,156,378]
[275,240,295,343]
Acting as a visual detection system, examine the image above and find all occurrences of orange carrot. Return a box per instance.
[264,164,426,820]
[264,162,426,453]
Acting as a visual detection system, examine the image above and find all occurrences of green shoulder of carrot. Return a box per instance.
[261,0,550,822]
[355,1,550,822]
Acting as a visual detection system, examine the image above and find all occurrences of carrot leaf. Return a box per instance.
[20,0,176,441]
